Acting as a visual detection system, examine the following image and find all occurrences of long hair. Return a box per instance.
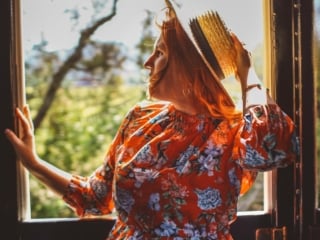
[158,10,242,120]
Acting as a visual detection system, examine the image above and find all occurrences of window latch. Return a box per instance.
[255,226,287,240]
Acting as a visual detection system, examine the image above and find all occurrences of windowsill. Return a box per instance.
[237,210,269,216]
[21,215,116,223]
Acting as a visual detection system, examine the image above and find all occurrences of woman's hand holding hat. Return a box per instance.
[231,32,252,89]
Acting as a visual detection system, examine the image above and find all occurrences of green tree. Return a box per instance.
[25,0,162,218]
[135,10,156,70]
[30,77,143,218]
[32,0,120,130]
[23,0,134,218]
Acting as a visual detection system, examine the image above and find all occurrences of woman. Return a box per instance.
[5,1,298,239]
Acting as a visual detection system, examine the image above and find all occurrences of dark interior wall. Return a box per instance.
[0,0,19,239]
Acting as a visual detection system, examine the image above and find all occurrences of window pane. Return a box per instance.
[21,0,265,218]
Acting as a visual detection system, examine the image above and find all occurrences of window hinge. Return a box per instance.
[255,226,287,240]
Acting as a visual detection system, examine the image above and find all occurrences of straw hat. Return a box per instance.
[164,0,237,80]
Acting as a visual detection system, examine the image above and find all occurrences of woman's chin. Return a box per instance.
[148,79,166,100]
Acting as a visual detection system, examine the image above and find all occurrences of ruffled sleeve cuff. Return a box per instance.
[62,172,114,217]
[235,104,299,171]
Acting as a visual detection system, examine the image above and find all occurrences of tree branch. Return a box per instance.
[33,0,119,130]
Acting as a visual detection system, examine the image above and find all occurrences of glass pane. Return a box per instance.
[21,0,265,218]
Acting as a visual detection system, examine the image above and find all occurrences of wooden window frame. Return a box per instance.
[1,0,318,239]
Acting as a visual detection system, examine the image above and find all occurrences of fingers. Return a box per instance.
[3,106,34,148]
[23,105,34,132]
[5,129,18,142]
[231,32,250,55]
[4,105,35,154]
[230,32,251,72]
[4,128,22,148]
[230,32,243,49]
[16,106,33,134]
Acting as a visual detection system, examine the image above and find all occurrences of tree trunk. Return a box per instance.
[33,0,119,130]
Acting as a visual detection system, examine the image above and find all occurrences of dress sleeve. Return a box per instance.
[62,107,137,217]
[234,104,299,172]
[62,161,115,217]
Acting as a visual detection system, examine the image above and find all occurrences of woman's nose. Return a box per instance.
[143,55,153,69]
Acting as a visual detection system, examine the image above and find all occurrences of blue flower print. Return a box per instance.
[148,193,161,211]
[183,223,208,238]
[244,133,289,169]
[244,145,267,168]
[149,110,169,124]
[262,134,287,165]
[135,144,155,164]
[175,145,199,174]
[195,187,222,210]
[89,178,108,200]
[155,140,170,169]
[198,142,222,176]
[127,229,144,240]
[132,168,159,188]
[116,188,135,214]
[134,128,144,137]
[244,113,253,132]
[244,143,287,170]
[228,168,240,194]
[154,218,178,237]
[262,133,277,151]
[196,120,205,132]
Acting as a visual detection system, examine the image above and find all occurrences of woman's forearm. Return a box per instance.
[242,68,267,111]
[4,106,72,197]
[29,158,72,197]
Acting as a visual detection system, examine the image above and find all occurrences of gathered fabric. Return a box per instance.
[63,101,298,239]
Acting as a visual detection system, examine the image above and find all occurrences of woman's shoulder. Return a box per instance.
[121,101,172,123]
[129,100,171,115]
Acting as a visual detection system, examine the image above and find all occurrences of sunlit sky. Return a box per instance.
[22,0,263,52]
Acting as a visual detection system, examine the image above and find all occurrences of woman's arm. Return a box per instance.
[5,105,71,197]
[231,33,276,111]
[243,68,269,111]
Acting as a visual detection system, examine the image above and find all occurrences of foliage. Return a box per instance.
[31,0,120,130]
[24,0,150,218]
[135,10,157,70]
[28,80,145,218]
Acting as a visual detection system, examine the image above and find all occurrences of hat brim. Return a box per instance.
[165,0,237,80]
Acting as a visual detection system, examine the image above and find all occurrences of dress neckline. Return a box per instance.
[168,103,214,124]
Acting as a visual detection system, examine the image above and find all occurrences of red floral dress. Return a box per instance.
[63,101,298,240]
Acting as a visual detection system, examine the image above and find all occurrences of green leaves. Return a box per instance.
[29,82,143,218]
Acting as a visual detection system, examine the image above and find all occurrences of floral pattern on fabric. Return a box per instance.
[63,101,298,239]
